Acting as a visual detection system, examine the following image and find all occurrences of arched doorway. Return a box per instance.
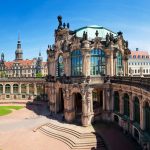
[73,93,82,123]
[58,88,64,113]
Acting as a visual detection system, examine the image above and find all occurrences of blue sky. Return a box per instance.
[0,0,150,61]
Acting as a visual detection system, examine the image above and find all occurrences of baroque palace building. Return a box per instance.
[46,16,150,149]
[0,35,48,77]
[0,16,149,149]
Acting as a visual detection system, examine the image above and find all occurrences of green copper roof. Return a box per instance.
[75,25,117,40]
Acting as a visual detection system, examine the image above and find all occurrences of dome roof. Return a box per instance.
[75,25,117,40]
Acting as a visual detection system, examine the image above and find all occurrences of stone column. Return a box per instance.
[82,50,90,76]
[3,84,5,94]
[84,52,91,76]
[122,58,125,76]
[19,84,21,94]
[18,84,21,100]
[103,89,106,111]
[140,102,145,130]
[49,85,57,113]
[10,84,13,94]
[34,83,37,95]
[111,90,114,111]
[110,52,113,76]
[26,84,29,95]
[64,90,75,123]
[63,53,71,76]
[105,55,109,76]
[129,95,134,121]
[125,59,128,76]
[81,88,94,127]
[119,92,124,114]
[113,57,117,76]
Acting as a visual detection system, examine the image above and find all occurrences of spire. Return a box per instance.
[38,51,43,61]
[1,52,4,62]
[15,33,23,60]
[17,32,21,49]
[39,51,41,57]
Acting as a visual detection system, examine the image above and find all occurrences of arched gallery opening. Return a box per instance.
[58,88,64,113]
[92,89,103,116]
[73,92,82,123]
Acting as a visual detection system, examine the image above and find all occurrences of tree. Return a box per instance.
[36,72,43,78]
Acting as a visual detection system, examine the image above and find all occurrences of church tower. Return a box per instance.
[15,33,23,60]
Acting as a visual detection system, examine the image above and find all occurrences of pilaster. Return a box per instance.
[119,92,124,114]
[34,83,37,95]
[81,88,94,126]
[140,101,145,130]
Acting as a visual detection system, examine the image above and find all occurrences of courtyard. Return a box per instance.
[0,102,142,150]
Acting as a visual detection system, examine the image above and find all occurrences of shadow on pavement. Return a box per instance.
[92,120,142,150]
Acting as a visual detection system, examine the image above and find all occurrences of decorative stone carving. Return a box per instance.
[70,36,81,51]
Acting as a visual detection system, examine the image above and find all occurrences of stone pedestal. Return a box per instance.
[64,110,75,123]
[81,113,94,127]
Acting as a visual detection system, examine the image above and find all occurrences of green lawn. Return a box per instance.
[0,106,24,116]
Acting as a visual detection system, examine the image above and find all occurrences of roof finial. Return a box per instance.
[95,30,99,37]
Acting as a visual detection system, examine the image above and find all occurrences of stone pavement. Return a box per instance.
[0,102,142,150]
[0,103,70,150]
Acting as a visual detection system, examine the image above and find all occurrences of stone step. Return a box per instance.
[40,128,74,149]
[43,125,98,143]
[38,121,107,149]
[46,123,97,139]
[40,128,106,149]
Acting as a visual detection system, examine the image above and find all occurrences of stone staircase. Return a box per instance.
[38,121,107,150]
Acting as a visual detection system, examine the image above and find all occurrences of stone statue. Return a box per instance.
[106,33,110,42]
[67,23,70,28]
[63,23,66,28]
[62,40,68,51]
[95,30,99,37]
[83,31,86,40]
[85,32,88,40]
[109,33,114,42]
[57,15,62,29]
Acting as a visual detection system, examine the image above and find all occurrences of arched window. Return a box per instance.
[116,51,123,75]
[71,50,82,76]
[5,84,10,94]
[114,91,120,112]
[21,84,26,94]
[13,84,19,94]
[123,93,130,117]
[90,49,105,75]
[134,97,140,124]
[29,84,34,94]
[145,102,150,134]
[56,55,64,77]
[0,84,3,93]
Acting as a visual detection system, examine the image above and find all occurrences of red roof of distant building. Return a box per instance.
[130,50,150,58]
[4,59,35,69]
